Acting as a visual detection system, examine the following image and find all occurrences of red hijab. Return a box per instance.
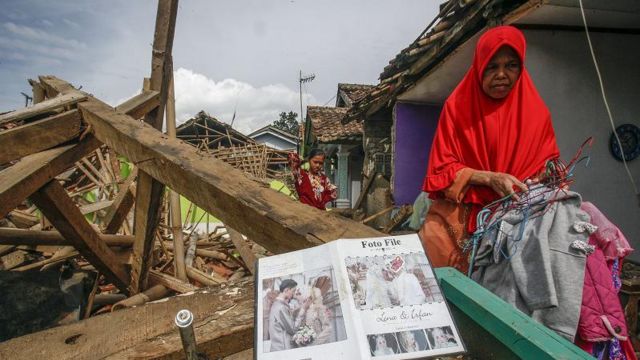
[423,26,559,206]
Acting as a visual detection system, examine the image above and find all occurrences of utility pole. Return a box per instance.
[298,70,315,155]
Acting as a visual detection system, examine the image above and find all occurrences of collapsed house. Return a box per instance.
[0,1,382,358]
[176,111,292,182]
[1,0,638,358]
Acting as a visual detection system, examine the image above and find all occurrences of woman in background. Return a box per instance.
[288,149,337,210]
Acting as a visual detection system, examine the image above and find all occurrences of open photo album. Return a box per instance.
[254,234,465,360]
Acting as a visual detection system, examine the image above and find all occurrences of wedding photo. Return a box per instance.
[345,253,443,310]
[396,329,430,353]
[367,332,400,357]
[425,326,458,350]
[261,266,347,353]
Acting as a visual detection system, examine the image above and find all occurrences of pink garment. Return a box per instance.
[576,201,636,360]
[581,202,633,260]
[577,242,627,342]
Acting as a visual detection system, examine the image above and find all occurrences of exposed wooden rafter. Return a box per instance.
[0,109,82,165]
[29,180,130,292]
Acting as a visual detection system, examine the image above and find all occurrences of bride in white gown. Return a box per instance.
[386,257,427,306]
[301,286,333,345]
[365,262,394,308]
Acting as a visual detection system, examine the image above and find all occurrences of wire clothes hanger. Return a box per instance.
[464,137,594,276]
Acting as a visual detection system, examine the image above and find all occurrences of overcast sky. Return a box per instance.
[1,1,439,134]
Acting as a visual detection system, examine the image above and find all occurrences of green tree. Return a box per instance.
[271,111,299,136]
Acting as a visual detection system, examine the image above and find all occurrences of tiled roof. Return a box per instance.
[307,106,362,143]
[337,83,375,107]
[344,0,531,122]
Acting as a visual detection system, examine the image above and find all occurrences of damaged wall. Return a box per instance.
[363,109,393,179]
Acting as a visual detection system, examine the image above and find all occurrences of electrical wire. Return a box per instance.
[323,95,336,106]
[578,0,640,205]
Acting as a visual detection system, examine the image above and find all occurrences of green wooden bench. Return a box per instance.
[435,267,592,360]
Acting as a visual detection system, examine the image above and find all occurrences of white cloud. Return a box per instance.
[0,36,76,60]
[62,18,81,29]
[174,67,314,134]
[4,22,86,51]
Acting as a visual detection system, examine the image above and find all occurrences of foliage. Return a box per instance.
[271,111,299,136]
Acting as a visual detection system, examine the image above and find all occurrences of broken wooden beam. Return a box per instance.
[227,227,260,274]
[0,92,86,126]
[0,109,82,165]
[102,167,137,234]
[13,249,80,272]
[29,180,130,292]
[130,170,165,293]
[0,83,157,220]
[38,75,78,98]
[114,90,160,120]
[167,69,187,282]
[186,266,224,286]
[77,99,382,255]
[0,136,101,218]
[148,269,198,293]
[112,284,171,311]
[28,79,45,104]
[0,228,134,247]
[128,0,179,294]
[6,210,39,228]
[0,280,254,359]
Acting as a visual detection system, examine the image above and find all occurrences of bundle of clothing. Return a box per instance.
[469,187,635,359]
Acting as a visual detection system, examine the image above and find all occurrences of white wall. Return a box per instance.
[524,30,640,259]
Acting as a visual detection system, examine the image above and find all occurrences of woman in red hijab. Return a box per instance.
[418,26,560,272]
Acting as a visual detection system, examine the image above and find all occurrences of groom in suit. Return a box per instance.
[267,279,310,352]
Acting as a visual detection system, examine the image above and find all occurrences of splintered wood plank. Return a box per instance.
[30,180,130,292]
[78,99,382,255]
[103,168,138,234]
[0,249,30,270]
[0,78,158,222]
[146,0,179,128]
[0,280,254,360]
[0,228,134,247]
[0,92,86,126]
[38,75,78,98]
[114,90,160,120]
[0,136,101,218]
[0,109,82,165]
[128,0,178,294]
[226,227,260,274]
[148,269,197,293]
[129,170,165,293]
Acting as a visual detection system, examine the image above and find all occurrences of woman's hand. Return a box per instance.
[470,170,528,201]
[288,152,301,168]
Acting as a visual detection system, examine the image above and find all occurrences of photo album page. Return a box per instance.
[254,234,465,360]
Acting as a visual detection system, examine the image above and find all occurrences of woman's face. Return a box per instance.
[308,155,325,174]
[376,336,387,348]
[481,45,521,99]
